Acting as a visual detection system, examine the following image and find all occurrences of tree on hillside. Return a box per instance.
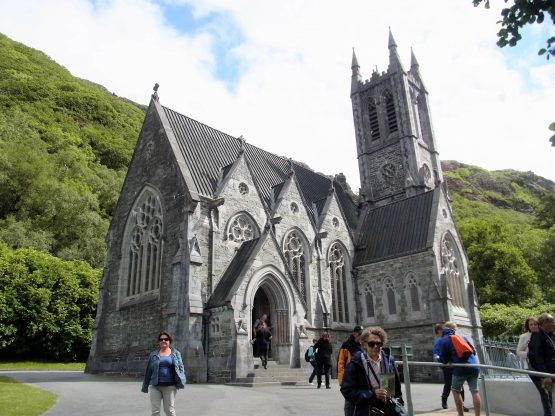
[0,243,100,360]
[473,0,555,59]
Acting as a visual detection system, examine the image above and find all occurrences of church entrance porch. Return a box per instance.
[251,277,291,365]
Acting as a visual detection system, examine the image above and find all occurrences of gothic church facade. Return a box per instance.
[86,32,481,382]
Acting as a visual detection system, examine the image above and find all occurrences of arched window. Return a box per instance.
[124,188,163,298]
[406,273,420,313]
[368,101,380,141]
[227,213,258,243]
[385,278,397,315]
[283,230,308,300]
[329,242,350,323]
[440,232,465,308]
[384,90,398,134]
[362,282,375,318]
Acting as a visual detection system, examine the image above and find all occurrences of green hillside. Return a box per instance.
[0,33,145,268]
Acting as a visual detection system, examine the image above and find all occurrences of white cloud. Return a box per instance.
[1,0,553,190]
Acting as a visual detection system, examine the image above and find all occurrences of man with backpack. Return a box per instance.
[304,338,318,385]
[433,323,468,411]
[438,321,481,416]
[337,325,363,416]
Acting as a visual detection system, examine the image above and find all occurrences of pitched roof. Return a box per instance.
[208,237,260,307]
[161,104,358,229]
[354,189,436,266]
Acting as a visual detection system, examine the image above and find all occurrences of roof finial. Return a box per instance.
[288,158,295,177]
[238,135,246,154]
[152,83,160,101]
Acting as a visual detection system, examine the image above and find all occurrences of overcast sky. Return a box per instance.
[1,0,554,190]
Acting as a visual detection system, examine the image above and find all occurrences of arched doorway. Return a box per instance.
[252,287,273,358]
[251,274,291,364]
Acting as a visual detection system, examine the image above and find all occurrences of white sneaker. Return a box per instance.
[309,382,315,385]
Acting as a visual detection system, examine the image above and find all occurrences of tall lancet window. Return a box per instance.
[125,189,163,298]
[385,278,397,315]
[368,101,381,141]
[406,273,420,312]
[384,90,398,134]
[284,230,307,300]
[440,233,466,308]
[329,242,350,323]
[363,282,375,318]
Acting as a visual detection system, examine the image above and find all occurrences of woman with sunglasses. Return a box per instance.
[141,331,187,416]
[341,326,403,416]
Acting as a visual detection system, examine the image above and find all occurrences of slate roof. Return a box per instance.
[208,237,260,307]
[354,189,436,266]
[161,105,358,230]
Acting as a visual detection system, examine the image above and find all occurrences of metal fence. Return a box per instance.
[478,337,526,378]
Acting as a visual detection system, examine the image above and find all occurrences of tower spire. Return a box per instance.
[351,48,362,95]
[410,48,419,69]
[387,28,405,74]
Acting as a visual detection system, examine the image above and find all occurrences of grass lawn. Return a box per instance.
[0,375,58,416]
[0,361,86,371]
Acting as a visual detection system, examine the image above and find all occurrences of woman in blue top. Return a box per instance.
[142,331,186,416]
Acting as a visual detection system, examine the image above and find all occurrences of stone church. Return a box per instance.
[86,31,482,382]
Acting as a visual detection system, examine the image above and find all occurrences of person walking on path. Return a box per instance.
[433,322,468,411]
[340,326,403,416]
[338,325,363,416]
[305,338,318,385]
[141,331,187,416]
[255,322,272,369]
[314,332,333,389]
[528,313,555,416]
[438,322,481,416]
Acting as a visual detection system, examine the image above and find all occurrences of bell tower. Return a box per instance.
[351,29,443,206]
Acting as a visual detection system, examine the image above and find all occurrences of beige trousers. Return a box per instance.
[149,385,177,416]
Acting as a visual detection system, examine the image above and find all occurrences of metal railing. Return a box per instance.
[396,344,554,416]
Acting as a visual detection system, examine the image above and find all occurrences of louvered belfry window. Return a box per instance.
[329,242,349,323]
[368,101,380,141]
[126,191,163,297]
[384,91,398,134]
[284,231,307,299]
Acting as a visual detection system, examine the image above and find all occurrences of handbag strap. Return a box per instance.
[365,352,382,388]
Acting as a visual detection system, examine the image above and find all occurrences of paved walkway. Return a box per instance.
[2,371,509,416]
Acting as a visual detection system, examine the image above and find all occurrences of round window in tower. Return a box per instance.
[332,217,340,228]
[290,202,299,214]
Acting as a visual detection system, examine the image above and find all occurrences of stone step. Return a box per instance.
[225,361,312,387]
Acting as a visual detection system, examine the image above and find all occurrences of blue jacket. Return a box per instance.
[438,328,479,376]
[341,350,403,416]
[141,349,186,392]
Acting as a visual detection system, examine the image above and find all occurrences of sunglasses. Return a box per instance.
[367,341,383,348]
[159,338,170,342]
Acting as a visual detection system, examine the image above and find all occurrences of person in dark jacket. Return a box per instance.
[438,322,481,416]
[255,322,272,369]
[314,332,333,389]
[338,326,364,416]
[142,331,186,416]
[528,313,555,416]
[341,326,403,416]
